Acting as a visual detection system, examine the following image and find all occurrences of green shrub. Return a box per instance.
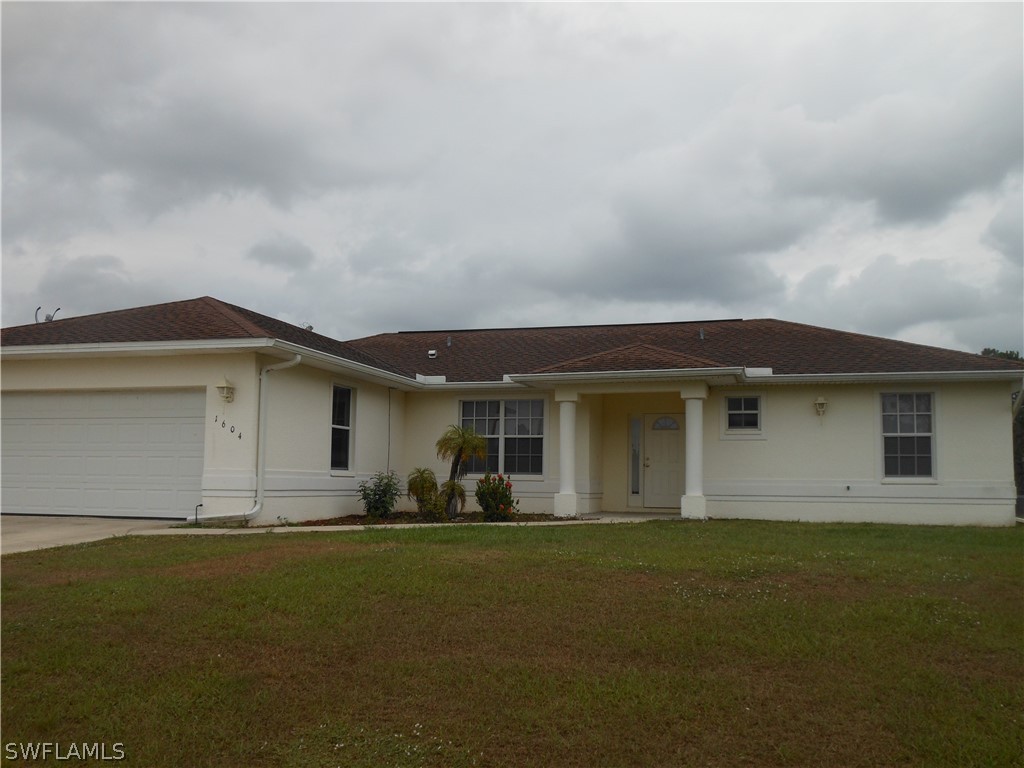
[406,468,439,514]
[475,472,518,521]
[357,471,402,519]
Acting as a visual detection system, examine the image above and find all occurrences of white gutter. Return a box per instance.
[0,338,275,358]
[740,370,1024,384]
[508,367,746,387]
[197,354,302,524]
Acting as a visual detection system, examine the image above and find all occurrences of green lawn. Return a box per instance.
[2,521,1022,767]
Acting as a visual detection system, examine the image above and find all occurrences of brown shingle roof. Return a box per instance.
[0,297,406,376]
[3,298,1021,382]
[346,318,1024,381]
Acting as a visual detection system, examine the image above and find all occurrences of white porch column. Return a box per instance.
[681,392,707,520]
[554,392,578,517]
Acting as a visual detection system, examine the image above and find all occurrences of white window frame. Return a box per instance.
[459,398,546,477]
[720,392,766,440]
[330,384,355,474]
[880,391,936,483]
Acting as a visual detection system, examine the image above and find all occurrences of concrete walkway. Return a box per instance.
[2,512,681,554]
[1,515,177,555]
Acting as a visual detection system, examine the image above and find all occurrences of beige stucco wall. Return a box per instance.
[581,381,1015,524]
[255,361,404,523]
[701,381,1016,525]
[397,388,560,514]
[3,352,1015,525]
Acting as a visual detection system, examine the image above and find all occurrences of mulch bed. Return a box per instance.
[287,510,562,526]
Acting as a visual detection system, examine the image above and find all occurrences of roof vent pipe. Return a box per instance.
[699,328,705,341]
[428,350,438,359]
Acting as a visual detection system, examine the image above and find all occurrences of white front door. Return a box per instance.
[643,414,684,508]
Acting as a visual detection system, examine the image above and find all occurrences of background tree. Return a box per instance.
[982,348,1023,503]
[435,425,487,519]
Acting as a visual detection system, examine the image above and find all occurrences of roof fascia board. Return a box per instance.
[741,370,1024,384]
[509,367,746,387]
[0,338,275,359]
[0,337,424,390]
[415,380,527,391]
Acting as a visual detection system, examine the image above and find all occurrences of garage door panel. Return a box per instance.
[113,489,144,510]
[2,390,205,518]
[118,423,149,445]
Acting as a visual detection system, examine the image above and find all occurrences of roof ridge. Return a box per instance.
[531,341,725,374]
[199,297,271,338]
[390,317,745,337]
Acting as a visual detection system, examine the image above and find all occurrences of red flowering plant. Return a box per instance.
[474,472,519,522]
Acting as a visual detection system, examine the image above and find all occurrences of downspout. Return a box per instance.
[197,354,302,523]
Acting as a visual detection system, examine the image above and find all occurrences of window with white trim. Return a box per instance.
[881,393,933,478]
[460,399,544,475]
[331,386,352,471]
[726,396,761,430]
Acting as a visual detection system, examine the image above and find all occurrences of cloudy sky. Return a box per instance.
[3,2,1022,352]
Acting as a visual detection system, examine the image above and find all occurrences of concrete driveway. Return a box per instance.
[1,515,176,555]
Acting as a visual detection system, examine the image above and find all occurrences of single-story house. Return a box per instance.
[2,296,1022,525]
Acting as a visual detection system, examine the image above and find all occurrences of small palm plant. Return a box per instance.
[435,425,487,519]
[439,479,467,517]
[406,467,439,515]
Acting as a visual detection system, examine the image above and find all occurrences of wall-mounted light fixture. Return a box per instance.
[216,378,235,403]
[814,397,828,416]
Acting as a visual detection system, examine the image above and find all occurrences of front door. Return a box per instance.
[643,414,684,508]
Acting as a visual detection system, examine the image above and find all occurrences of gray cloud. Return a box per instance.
[2,3,1021,353]
[984,183,1023,266]
[245,234,316,271]
[788,254,1008,351]
[18,255,169,326]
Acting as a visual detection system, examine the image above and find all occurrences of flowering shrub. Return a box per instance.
[357,471,402,519]
[475,472,518,522]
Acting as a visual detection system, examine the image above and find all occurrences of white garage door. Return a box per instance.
[1,390,205,519]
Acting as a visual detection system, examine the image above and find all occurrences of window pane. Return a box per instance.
[898,414,915,433]
[504,436,542,475]
[332,387,351,427]
[916,394,932,411]
[918,456,932,476]
[916,414,932,433]
[331,428,349,470]
[882,394,898,413]
[885,455,900,475]
[726,396,759,430]
[882,414,898,433]
[898,394,915,412]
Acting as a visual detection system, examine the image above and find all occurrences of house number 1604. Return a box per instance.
[214,414,243,440]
